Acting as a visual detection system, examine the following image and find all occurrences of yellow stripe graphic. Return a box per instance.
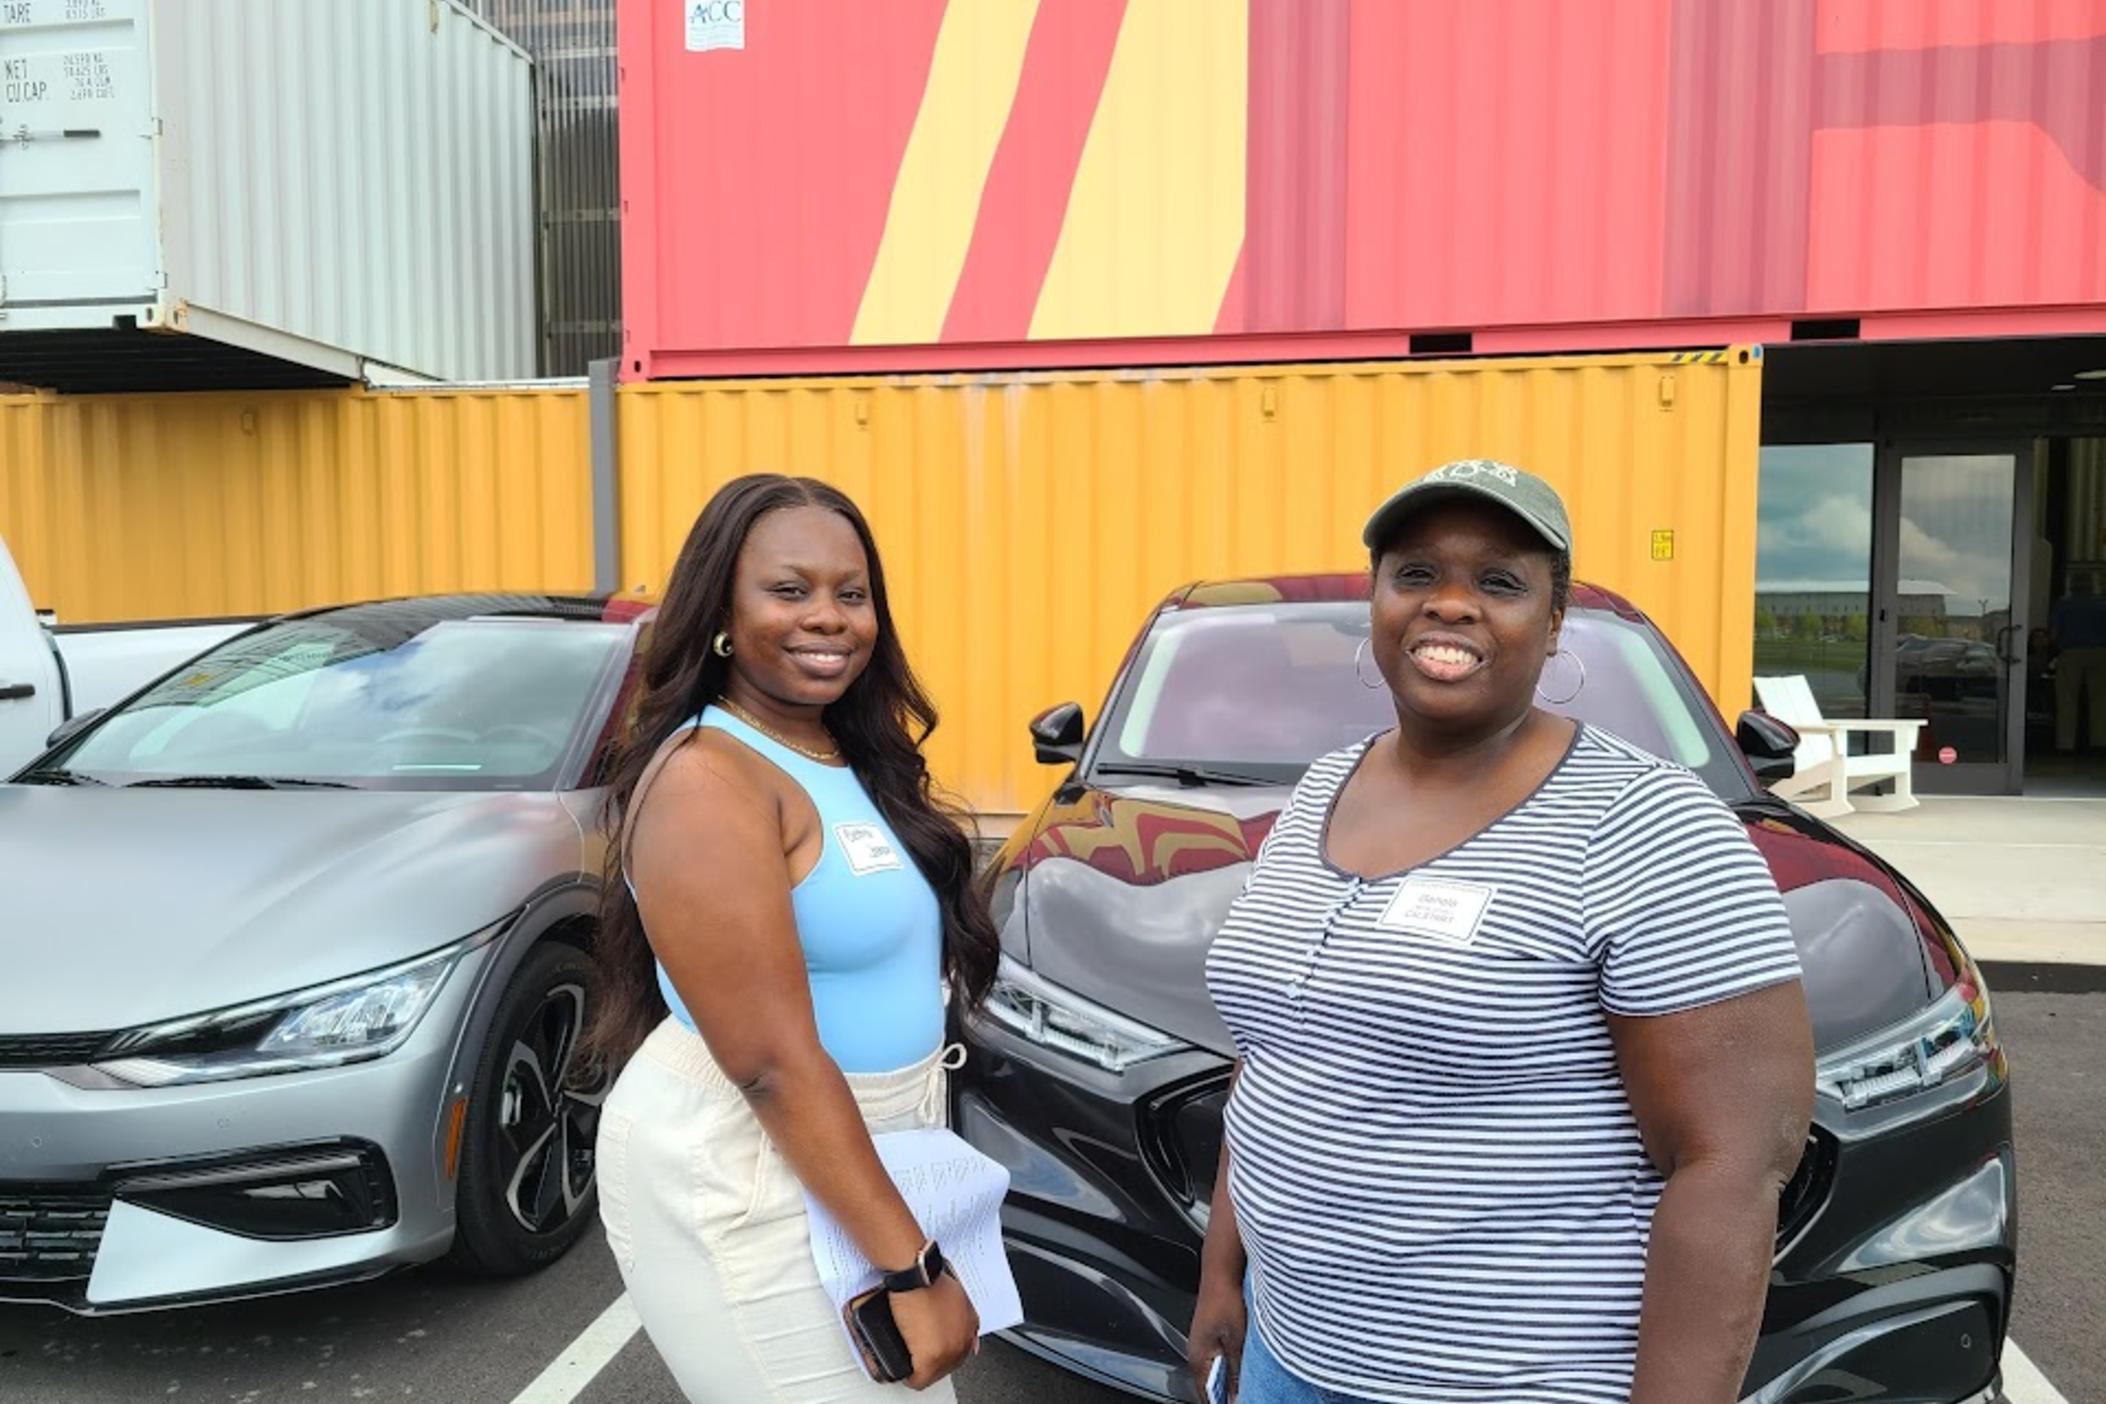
[1029,0,1247,341]
[852,0,1043,346]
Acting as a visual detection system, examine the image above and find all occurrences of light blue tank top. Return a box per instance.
[651,706,946,1074]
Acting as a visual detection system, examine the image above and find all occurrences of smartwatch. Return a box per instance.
[881,1239,947,1294]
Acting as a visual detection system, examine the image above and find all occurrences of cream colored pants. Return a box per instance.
[597,1019,961,1403]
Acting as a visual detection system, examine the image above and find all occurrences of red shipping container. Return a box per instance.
[618,0,2106,379]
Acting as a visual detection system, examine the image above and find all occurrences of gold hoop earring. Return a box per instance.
[1535,649,1587,705]
[712,632,733,658]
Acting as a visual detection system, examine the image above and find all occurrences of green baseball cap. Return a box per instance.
[1362,459,1572,554]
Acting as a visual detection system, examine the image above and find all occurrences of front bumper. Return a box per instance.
[956,1010,2017,1404]
[0,947,491,1313]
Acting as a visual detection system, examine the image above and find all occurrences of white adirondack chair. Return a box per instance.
[1753,675,1925,819]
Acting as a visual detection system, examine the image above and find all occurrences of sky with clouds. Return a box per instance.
[1757,446,2014,613]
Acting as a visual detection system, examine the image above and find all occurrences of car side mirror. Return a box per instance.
[46,708,106,751]
[1029,702,1085,766]
[1736,709,1800,784]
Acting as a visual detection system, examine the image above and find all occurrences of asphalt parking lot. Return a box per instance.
[3,983,2097,1404]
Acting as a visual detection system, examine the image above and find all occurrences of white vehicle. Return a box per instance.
[0,537,249,775]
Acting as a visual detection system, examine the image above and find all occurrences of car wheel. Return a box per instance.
[449,940,607,1276]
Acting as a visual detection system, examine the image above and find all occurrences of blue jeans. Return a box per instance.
[1238,1310,1381,1404]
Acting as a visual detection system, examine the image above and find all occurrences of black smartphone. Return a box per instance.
[843,1286,915,1383]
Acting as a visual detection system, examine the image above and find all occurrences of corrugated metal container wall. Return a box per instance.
[465,0,623,375]
[0,0,536,391]
[616,350,1763,817]
[0,387,591,623]
[618,0,2106,380]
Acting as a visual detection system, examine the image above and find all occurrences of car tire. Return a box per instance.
[449,939,607,1277]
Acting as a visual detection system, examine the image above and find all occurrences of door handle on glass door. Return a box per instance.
[1995,625,2023,666]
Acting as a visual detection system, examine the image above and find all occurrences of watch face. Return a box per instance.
[888,1241,938,1290]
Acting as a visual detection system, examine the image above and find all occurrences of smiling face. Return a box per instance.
[1369,496,1565,740]
[721,505,879,710]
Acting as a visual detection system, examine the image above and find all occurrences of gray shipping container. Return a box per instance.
[0,0,535,391]
[464,0,619,377]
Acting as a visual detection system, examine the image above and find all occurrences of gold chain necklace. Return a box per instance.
[718,697,842,763]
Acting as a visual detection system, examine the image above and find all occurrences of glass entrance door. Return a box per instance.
[1873,446,2036,793]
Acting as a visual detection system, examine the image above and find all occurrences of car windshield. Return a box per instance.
[50,614,630,791]
[1092,602,1749,797]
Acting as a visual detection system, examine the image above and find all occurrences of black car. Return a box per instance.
[958,575,2014,1404]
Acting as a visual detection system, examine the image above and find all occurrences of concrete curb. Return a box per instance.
[1979,961,2106,996]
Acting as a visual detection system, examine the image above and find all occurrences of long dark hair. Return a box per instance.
[584,475,1000,1067]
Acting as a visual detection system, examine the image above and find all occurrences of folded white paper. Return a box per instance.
[803,1128,1023,1353]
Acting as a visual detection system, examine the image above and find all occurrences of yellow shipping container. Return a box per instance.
[618,348,1763,819]
[1,353,1760,819]
[0,386,592,624]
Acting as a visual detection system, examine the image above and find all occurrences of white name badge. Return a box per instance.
[835,822,904,877]
[1377,877,1496,947]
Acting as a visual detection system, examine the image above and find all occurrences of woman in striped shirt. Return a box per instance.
[1190,461,1815,1404]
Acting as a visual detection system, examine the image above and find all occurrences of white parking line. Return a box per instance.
[507,1297,2068,1404]
[1863,840,2102,850]
[2002,1338,2071,1404]
[508,1292,642,1404]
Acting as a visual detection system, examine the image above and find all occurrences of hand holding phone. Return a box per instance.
[843,1285,914,1383]
[843,1271,979,1387]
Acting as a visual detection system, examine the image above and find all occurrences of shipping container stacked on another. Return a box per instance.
[0,0,537,391]
[465,0,622,375]
[618,0,2106,379]
[10,0,2094,814]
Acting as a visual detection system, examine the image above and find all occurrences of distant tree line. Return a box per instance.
[1754,609,1871,643]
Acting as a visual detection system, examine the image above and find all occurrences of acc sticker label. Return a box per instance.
[686,0,745,52]
[1376,877,1495,947]
[835,822,904,877]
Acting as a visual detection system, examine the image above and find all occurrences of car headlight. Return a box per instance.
[1815,961,2003,1113]
[979,956,1189,1073]
[87,932,491,1088]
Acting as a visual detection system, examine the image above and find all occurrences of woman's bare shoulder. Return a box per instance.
[626,726,787,863]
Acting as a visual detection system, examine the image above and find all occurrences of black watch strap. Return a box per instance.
[881,1239,945,1294]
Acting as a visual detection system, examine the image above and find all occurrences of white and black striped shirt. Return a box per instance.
[1206,725,1802,1403]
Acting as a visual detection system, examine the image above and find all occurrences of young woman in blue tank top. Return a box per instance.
[585,475,1001,1402]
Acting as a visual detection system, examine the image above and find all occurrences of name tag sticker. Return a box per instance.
[1377,877,1495,947]
[836,822,904,877]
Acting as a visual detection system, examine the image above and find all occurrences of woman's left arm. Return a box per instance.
[1609,982,1814,1404]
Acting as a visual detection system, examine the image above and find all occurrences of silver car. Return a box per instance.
[0,595,649,1312]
